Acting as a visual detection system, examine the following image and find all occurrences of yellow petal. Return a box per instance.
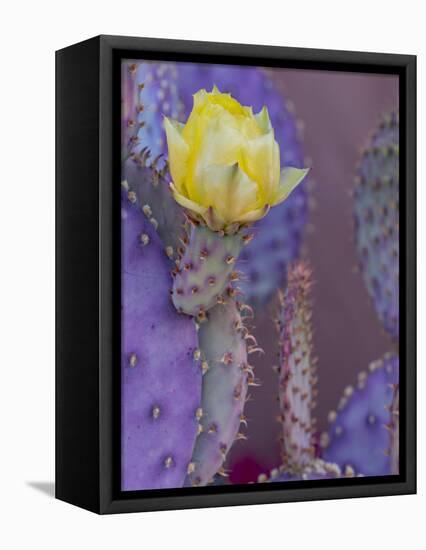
[192,88,208,112]
[239,115,264,140]
[206,89,247,117]
[242,132,280,201]
[170,183,208,217]
[255,106,272,134]
[195,118,242,173]
[201,206,227,232]
[163,117,189,193]
[199,164,259,224]
[273,167,310,205]
[185,107,241,201]
[237,203,271,224]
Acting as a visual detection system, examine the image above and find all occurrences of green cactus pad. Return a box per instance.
[171,224,245,318]
[186,300,252,486]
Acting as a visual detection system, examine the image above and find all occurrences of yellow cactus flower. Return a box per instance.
[164,86,309,232]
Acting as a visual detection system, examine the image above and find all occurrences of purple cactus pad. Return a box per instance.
[121,61,181,161]
[121,187,202,490]
[322,353,399,476]
[354,112,399,340]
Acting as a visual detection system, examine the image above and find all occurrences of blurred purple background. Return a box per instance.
[228,69,399,482]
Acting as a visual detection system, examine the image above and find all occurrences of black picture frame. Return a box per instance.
[56,35,416,514]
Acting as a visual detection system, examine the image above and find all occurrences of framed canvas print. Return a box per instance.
[56,35,416,514]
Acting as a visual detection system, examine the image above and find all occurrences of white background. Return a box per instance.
[0,0,423,548]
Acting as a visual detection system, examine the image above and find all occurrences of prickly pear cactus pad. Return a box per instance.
[171,224,245,318]
[185,300,250,486]
[121,187,202,490]
[121,61,181,161]
[354,112,399,340]
[124,159,186,258]
[321,353,399,477]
